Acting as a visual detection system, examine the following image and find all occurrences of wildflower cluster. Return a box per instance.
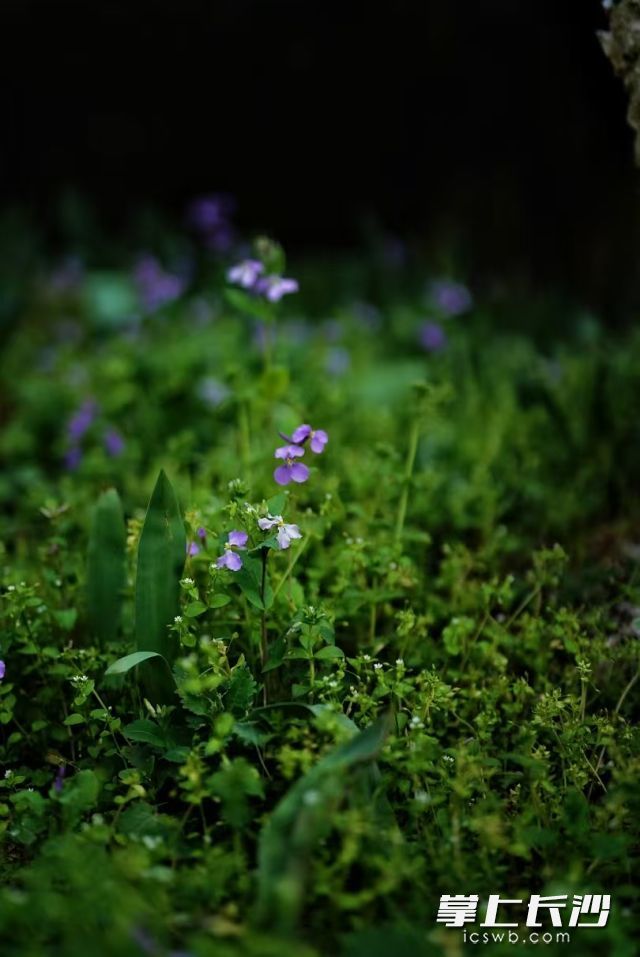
[273,423,328,486]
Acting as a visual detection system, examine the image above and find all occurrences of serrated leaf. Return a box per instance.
[86,488,126,646]
[124,719,166,748]
[135,470,186,702]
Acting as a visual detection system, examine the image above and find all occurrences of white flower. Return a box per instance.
[174,615,183,624]
[362,654,371,662]
[395,658,404,667]
[257,514,302,550]
[4,769,12,779]
[373,662,383,671]
[181,577,194,586]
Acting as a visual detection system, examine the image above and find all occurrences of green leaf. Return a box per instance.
[63,713,85,726]
[86,488,126,646]
[235,555,273,610]
[184,600,207,617]
[255,715,391,932]
[209,593,231,608]
[224,287,273,321]
[266,492,287,516]
[225,666,257,716]
[135,470,186,702]
[314,644,345,660]
[105,650,164,677]
[124,719,166,748]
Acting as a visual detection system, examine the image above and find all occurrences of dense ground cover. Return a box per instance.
[1,230,639,956]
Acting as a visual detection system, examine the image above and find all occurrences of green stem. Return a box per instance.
[260,548,269,705]
[394,416,420,545]
[273,537,309,600]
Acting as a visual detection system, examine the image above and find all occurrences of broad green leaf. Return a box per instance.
[135,470,186,702]
[314,644,345,660]
[184,600,207,617]
[105,650,164,677]
[209,593,231,608]
[86,488,126,646]
[124,719,166,748]
[254,715,391,932]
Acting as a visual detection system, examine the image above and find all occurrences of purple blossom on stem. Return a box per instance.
[216,530,248,571]
[67,399,98,442]
[258,515,302,550]
[0,661,5,681]
[291,424,329,454]
[420,321,448,353]
[196,526,207,540]
[256,275,299,302]
[227,259,264,289]
[273,445,309,486]
[429,279,472,317]
[187,542,200,557]
[104,428,125,457]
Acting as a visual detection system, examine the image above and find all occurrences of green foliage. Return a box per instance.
[86,487,126,646]
[135,469,186,702]
[1,246,640,956]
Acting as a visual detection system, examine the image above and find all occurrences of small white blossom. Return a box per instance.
[181,577,194,586]
[174,615,183,624]
[395,658,404,667]
[4,769,12,779]
[373,662,383,671]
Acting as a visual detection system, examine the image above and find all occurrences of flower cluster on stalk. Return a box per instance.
[273,423,328,486]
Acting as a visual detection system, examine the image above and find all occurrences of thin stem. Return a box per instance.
[394,416,420,545]
[238,399,251,479]
[260,548,269,705]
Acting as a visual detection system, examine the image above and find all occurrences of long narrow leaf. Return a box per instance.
[86,488,126,646]
[135,469,185,702]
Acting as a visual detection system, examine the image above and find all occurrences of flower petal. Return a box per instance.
[291,424,311,443]
[226,551,243,571]
[310,430,328,453]
[283,523,302,540]
[289,462,310,483]
[274,465,292,485]
[258,515,281,530]
[228,530,248,548]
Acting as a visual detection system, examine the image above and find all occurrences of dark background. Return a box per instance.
[1,0,638,314]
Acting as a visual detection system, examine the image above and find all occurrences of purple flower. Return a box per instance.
[216,530,248,571]
[256,275,299,303]
[419,321,448,353]
[54,765,65,793]
[258,515,302,550]
[64,446,83,471]
[104,428,125,457]
[227,259,264,289]
[67,399,98,442]
[187,542,200,557]
[429,279,472,317]
[196,526,207,540]
[0,661,5,681]
[273,445,309,486]
[134,255,187,313]
[291,425,328,454]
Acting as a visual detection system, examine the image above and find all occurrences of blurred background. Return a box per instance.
[0,0,636,318]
